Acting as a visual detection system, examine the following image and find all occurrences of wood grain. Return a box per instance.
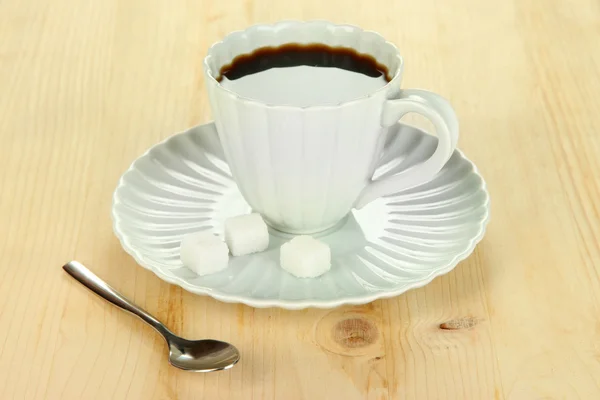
[1,0,599,398]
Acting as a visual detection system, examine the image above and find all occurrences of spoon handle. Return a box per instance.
[63,261,169,336]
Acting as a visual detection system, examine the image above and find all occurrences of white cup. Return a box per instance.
[204,21,458,234]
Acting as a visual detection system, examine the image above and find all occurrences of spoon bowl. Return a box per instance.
[168,338,239,372]
[63,261,240,372]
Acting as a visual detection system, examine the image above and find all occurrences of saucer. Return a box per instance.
[112,122,489,309]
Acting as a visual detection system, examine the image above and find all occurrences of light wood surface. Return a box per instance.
[1,0,599,398]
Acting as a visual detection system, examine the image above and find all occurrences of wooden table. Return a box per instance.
[1,0,599,398]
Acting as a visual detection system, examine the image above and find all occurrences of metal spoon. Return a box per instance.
[62,260,240,372]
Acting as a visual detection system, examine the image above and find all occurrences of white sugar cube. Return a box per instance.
[280,235,331,278]
[180,231,229,276]
[224,213,269,256]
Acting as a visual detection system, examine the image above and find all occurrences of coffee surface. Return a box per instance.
[217,43,391,82]
[216,43,391,106]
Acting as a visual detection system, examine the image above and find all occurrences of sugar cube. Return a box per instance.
[224,213,269,256]
[280,235,331,278]
[180,231,229,276]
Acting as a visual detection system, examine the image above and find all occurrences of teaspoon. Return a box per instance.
[62,260,240,372]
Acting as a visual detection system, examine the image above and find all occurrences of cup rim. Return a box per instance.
[203,20,404,110]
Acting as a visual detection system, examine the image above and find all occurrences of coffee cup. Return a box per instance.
[204,21,458,234]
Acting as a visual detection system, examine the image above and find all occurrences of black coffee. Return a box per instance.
[216,43,391,82]
[215,44,391,106]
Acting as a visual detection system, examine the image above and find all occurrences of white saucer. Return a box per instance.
[112,122,489,309]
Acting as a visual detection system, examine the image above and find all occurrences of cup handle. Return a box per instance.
[354,89,459,209]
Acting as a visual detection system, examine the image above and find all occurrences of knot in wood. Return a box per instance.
[333,318,378,348]
[439,316,480,330]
